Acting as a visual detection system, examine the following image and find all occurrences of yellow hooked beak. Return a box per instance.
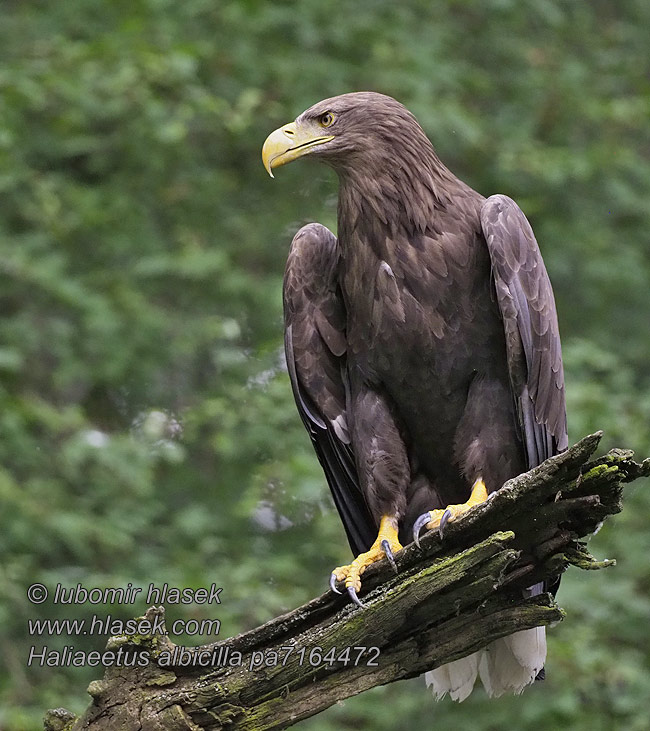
[262,121,334,178]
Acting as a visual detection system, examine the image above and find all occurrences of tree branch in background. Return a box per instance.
[46,433,649,731]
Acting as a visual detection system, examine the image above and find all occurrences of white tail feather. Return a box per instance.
[426,627,546,701]
[478,627,546,697]
[425,652,480,702]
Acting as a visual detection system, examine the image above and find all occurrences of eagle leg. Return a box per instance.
[413,477,488,546]
[330,515,403,607]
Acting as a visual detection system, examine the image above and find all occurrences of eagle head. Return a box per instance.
[262,92,428,178]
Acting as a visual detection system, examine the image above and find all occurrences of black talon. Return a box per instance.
[413,512,431,549]
[347,585,365,608]
[330,572,342,594]
[381,539,398,573]
[439,508,453,539]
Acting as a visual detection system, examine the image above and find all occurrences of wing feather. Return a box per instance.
[481,195,568,468]
[283,223,375,554]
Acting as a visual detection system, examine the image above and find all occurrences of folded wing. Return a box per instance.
[283,223,375,555]
[481,195,568,468]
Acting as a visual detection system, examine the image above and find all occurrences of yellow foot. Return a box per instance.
[330,515,403,607]
[413,477,489,546]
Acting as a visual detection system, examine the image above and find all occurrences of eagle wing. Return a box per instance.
[283,223,375,555]
[481,195,568,468]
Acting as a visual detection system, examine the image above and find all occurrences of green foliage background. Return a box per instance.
[1,1,649,729]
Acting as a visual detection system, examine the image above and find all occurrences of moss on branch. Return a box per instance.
[50,433,649,731]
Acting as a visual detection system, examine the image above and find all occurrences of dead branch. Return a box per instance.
[45,433,649,731]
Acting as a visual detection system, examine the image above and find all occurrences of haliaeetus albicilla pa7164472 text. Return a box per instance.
[262,92,567,701]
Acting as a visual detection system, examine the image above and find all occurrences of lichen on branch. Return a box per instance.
[50,433,649,731]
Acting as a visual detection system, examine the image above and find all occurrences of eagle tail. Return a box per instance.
[425,627,546,701]
[478,627,547,697]
[425,653,480,702]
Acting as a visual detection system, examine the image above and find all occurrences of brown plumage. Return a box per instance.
[264,92,567,699]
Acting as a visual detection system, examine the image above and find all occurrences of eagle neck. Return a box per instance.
[336,147,464,248]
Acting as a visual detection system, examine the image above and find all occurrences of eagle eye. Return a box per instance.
[318,112,335,128]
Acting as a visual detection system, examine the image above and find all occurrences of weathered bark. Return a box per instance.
[46,433,649,731]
